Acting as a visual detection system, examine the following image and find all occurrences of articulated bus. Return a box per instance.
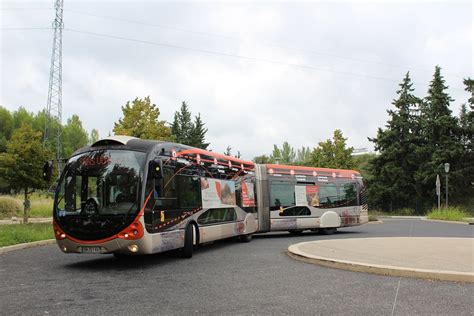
[47,136,368,258]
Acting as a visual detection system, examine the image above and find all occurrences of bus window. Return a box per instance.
[280,206,311,216]
[339,182,357,206]
[197,208,237,225]
[319,183,338,207]
[176,175,201,209]
[270,181,295,210]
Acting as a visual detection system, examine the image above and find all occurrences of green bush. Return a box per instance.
[427,206,469,222]
[0,196,22,218]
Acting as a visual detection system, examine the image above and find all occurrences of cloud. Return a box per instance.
[1,0,471,160]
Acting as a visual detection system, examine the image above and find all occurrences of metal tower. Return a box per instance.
[44,0,64,174]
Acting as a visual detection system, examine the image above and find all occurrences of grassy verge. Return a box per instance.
[0,223,54,247]
[0,193,53,219]
[426,207,469,222]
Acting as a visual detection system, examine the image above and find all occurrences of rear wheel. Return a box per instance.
[182,224,195,258]
[289,230,304,235]
[239,234,252,242]
[320,227,337,235]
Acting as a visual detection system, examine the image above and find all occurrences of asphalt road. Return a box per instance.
[1,219,473,315]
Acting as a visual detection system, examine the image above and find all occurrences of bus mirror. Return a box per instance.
[43,161,53,182]
[150,160,164,179]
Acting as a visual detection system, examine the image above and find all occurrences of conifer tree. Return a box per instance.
[171,102,193,144]
[415,66,464,208]
[368,72,422,211]
[189,114,209,149]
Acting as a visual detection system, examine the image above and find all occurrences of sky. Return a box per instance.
[0,0,472,160]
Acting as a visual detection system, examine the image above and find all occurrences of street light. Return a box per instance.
[444,163,450,208]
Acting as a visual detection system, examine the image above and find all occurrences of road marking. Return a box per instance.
[391,277,402,316]
[391,220,414,315]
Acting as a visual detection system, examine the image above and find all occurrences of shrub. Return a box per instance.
[0,196,22,218]
[427,206,469,222]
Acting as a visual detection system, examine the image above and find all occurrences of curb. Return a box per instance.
[287,243,474,283]
[421,218,472,225]
[0,239,56,255]
[378,216,426,219]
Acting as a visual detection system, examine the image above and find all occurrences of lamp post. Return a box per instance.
[444,163,450,208]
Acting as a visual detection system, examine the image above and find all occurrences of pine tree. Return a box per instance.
[368,72,422,212]
[415,66,464,208]
[189,114,209,149]
[171,102,193,144]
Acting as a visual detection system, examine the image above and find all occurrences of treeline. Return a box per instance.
[369,68,473,212]
[252,67,473,213]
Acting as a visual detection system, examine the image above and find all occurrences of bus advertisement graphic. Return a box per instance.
[241,182,256,207]
[201,178,236,208]
[295,185,319,207]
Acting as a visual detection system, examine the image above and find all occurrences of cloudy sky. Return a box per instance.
[1,0,472,160]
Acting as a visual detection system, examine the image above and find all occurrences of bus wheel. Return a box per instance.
[320,228,337,235]
[239,234,252,242]
[182,224,195,258]
[289,230,303,235]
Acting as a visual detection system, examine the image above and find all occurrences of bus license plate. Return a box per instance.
[81,247,102,254]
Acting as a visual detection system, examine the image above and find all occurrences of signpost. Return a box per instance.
[444,163,450,208]
[436,174,441,210]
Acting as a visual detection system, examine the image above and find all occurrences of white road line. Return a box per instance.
[391,221,414,315]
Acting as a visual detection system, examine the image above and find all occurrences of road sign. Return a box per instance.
[436,174,441,209]
[436,174,440,196]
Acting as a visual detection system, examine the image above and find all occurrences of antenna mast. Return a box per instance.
[44,0,64,174]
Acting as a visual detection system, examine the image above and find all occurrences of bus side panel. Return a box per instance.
[150,229,185,253]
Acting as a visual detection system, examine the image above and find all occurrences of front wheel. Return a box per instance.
[182,224,195,258]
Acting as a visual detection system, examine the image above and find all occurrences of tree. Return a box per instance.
[0,125,51,223]
[189,114,209,149]
[62,115,89,157]
[171,102,209,149]
[0,106,13,153]
[368,72,422,211]
[296,146,312,166]
[89,129,100,144]
[171,102,193,144]
[113,96,172,140]
[415,66,465,208]
[253,155,271,164]
[270,142,296,164]
[311,129,354,169]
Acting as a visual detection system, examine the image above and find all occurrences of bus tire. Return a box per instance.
[182,224,195,258]
[289,230,303,235]
[320,227,337,235]
[239,234,252,242]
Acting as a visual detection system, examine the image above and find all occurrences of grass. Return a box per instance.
[0,193,53,219]
[0,223,54,247]
[426,206,470,222]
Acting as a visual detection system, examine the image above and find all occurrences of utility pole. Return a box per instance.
[44,0,64,175]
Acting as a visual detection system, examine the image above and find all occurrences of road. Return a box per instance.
[0,219,472,315]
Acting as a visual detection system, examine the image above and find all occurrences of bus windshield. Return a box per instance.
[55,150,146,240]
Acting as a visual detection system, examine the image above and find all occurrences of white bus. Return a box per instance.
[47,136,367,258]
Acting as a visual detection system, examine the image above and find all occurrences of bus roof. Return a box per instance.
[265,164,361,179]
